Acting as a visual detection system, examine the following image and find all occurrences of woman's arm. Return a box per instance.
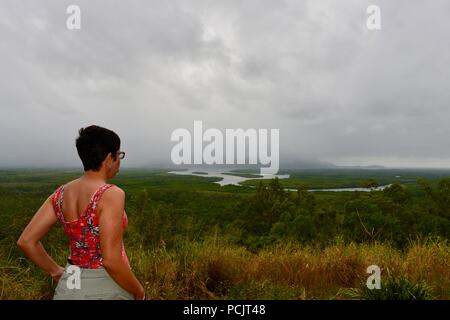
[17,195,65,282]
[99,186,145,300]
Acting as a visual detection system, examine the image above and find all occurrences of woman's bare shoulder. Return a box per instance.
[60,178,81,190]
[102,184,125,202]
[97,185,125,216]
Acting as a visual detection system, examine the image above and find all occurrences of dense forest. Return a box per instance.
[131,176,450,250]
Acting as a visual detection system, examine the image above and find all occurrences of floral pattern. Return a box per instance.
[52,184,129,269]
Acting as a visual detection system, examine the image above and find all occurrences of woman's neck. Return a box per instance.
[81,170,108,183]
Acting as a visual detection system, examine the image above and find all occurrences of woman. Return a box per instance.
[17,125,145,300]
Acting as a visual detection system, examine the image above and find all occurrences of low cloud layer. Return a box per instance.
[1,0,449,168]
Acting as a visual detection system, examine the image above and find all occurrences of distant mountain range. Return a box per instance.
[164,159,386,170]
[280,160,385,170]
[336,164,386,169]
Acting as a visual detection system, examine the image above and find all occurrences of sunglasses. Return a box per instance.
[116,151,126,160]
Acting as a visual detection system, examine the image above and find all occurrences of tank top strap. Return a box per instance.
[90,184,115,209]
[51,184,66,222]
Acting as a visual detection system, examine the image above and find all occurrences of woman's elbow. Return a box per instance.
[102,254,123,270]
[102,259,113,270]
[102,259,118,271]
[17,235,33,250]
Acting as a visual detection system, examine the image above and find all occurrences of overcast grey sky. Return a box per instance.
[1,0,449,168]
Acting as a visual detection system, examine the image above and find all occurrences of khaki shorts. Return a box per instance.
[53,262,134,300]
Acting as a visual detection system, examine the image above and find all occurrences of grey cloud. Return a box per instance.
[0,0,449,168]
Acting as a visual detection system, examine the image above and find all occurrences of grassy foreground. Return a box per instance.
[1,238,448,300]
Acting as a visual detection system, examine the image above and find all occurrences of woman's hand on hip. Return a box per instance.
[134,286,145,300]
[51,266,65,283]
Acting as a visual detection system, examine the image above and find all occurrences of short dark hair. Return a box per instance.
[76,125,121,171]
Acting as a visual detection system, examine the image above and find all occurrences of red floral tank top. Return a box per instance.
[51,183,129,269]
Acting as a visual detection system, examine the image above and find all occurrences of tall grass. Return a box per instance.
[6,237,447,300]
[1,234,449,300]
[120,237,450,300]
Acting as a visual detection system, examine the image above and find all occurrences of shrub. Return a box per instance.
[345,276,434,300]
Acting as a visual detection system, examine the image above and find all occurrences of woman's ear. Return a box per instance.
[105,152,113,169]
[104,152,113,168]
